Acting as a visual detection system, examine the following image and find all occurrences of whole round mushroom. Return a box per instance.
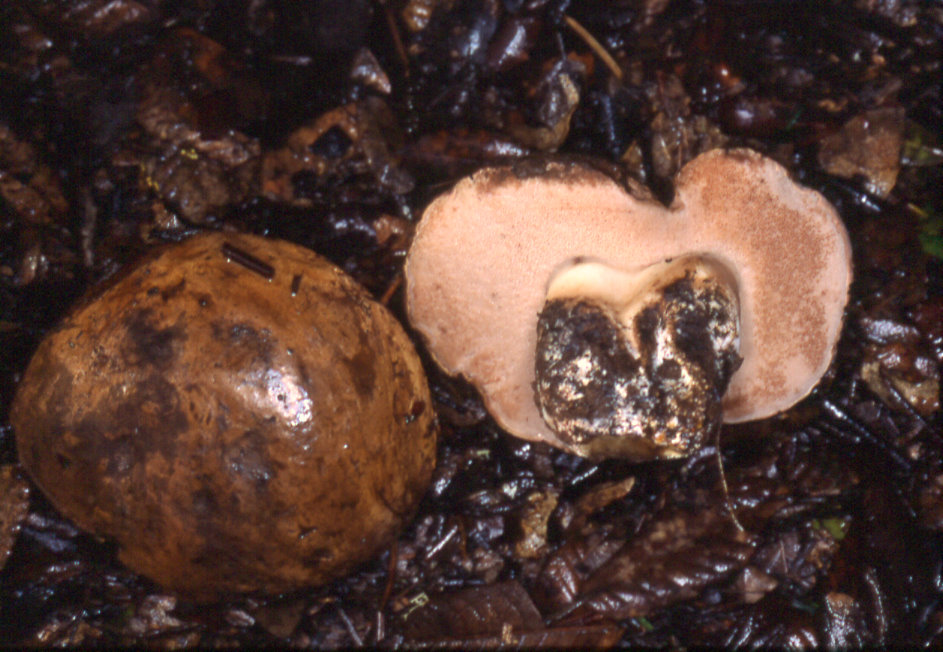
[11,231,437,599]
[405,149,852,460]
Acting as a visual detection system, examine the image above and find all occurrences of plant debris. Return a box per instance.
[1,0,941,648]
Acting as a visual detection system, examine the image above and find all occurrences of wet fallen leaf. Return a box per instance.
[818,107,906,198]
[0,465,30,571]
[514,489,558,559]
[573,504,756,619]
[394,579,624,649]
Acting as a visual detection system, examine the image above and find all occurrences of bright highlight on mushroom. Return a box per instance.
[405,149,852,460]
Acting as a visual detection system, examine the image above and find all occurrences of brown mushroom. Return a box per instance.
[405,149,852,460]
[11,231,437,599]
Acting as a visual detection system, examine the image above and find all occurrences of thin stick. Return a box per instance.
[336,605,364,647]
[715,427,745,533]
[221,242,275,280]
[380,0,410,77]
[563,15,623,82]
[380,272,403,306]
[379,540,398,611]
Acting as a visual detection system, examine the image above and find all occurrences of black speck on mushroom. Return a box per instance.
[404,149,852,460]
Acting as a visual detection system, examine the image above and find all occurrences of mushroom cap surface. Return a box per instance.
[12,232,437,599]
[405,149,852,452]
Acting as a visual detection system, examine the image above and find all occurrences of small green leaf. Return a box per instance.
[790,598,819,614]
[785,107,803,131]
[813,516,849,540]
[633,616,655,632]
[902,123,943,167]
[912,203,943,260]
[920,231,943,260]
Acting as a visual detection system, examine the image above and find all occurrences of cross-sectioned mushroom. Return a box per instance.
[11,231,437,599]
[405,149,852,459]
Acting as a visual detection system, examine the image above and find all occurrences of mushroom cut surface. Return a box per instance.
[405,149,852,456]
[11,232,437,599]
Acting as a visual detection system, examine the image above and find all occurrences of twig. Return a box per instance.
[715,427,745,533]
[380,272,403,306]
[563,15,623,82]
[336,605,364,647]
[379,0,410,77]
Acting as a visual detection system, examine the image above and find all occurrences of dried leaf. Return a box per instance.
[0,465,30,570]
[350,48,392,94]
[822,592,869,649]
[514,489,558,559]
[827,481,939,644]
[507,58,583,151]
[251,597,307,639]
[395,579,623,649]
[397,580,542,641]
[562,476,636,534]
[261,98,412,204]
[113,80,261,224]
[857,313,941,416]
[574,505,755,619]
[818,107,906,198]
[25,0,160,38]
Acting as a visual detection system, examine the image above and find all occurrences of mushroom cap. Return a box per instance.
[405,149,852,452]
[12,232,437,599]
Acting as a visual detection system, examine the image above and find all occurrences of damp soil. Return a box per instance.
[1,1,942,647]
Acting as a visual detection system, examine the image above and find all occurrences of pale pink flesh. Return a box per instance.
[405,149,853,450]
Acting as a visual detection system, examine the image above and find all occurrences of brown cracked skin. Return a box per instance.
[11,231,437,600]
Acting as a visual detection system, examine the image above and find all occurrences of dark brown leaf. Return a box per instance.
[0,465,29,570]
[574,504,755,619]
[394,579,624,649]
[397,580,543,641]
[818,107,907,198]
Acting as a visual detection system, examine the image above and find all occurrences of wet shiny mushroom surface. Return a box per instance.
[10,232,437,599]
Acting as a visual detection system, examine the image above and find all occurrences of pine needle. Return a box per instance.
[563,14,623,82]
[715,427,745,533]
